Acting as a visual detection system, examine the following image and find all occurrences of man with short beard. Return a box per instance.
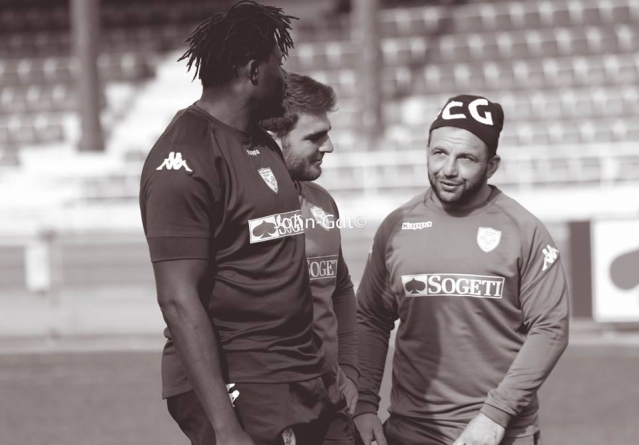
[353,95,570,445]
[262,73,361,445]
[140,3,335,444]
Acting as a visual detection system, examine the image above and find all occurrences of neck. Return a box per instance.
[436,183,493,211]
[196,87,255,133]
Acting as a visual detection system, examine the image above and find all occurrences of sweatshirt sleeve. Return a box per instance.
[332,246,359,385]
[481,222,570,427]
[354,219,399,417]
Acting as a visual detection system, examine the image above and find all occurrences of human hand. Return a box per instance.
[342,377,359,415]
[452,412,506,445]
[354,413,387,445]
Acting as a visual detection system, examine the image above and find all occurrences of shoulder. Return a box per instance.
[141,107,220,196]
[492,188,555,251]
[493,189,547,233]
[146,107,214,162]
[253,126,284,156]
[376,192,427,243]
[165,107,214,143]
[301,182,337,208]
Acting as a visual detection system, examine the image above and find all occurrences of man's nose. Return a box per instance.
[442,158,457,176]
[320,136,334,153]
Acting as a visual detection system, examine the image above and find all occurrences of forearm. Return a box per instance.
[483,257,572,427]
[161,295,241,435]
[354,313,393,416]
[481,320,569,426]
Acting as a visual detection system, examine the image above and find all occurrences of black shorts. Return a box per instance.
[167,372,359,445]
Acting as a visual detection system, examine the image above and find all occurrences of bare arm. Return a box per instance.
[154,259,253,444]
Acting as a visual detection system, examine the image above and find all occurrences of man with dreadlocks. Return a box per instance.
[140,2,341,444]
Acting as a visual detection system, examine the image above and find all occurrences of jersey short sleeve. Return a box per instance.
[140,109,222,262]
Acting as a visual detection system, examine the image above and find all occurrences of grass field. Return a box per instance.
[1,342,638,445]
[0,221,633,444]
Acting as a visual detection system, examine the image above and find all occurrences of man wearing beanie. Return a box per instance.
[353,95,570,445]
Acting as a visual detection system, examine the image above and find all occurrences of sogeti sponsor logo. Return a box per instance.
[401,273,505,299]
[307,255,339,280]
[248,210,304,244]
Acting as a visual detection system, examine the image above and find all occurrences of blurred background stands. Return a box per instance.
[0,0,638,336]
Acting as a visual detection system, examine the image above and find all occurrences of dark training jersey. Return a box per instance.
[298,182,359,385]
[355,186,569,442]
[140,105,326,398]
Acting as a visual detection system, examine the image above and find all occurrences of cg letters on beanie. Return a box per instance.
[430,95,505,153]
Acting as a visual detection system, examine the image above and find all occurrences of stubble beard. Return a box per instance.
[428,169,487,207]
[282,139,321,182]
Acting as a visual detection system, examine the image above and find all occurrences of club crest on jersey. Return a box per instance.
[310,205,333,231]
[258,167,278,194]
[156,152,192,172]
[477,227,502,253]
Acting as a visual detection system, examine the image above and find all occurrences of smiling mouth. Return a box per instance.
[439,181,461,190]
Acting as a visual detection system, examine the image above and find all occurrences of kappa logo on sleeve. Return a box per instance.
[156,152,193,172]
[542,245,559,271]
[248,210,304,243]
[307,255,338,280]
[401,273,505,299]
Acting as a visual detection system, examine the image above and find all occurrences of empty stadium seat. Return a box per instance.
[378,0,638,37]
[0,114,66,145]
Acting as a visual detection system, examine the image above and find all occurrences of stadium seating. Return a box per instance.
[1,0,637,194]
[0,0,637,312]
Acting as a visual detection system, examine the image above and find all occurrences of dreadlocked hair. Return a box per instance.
[178,0,297,87]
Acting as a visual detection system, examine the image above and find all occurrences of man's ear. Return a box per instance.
[486,154,501,179]
[246,59,260,85]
